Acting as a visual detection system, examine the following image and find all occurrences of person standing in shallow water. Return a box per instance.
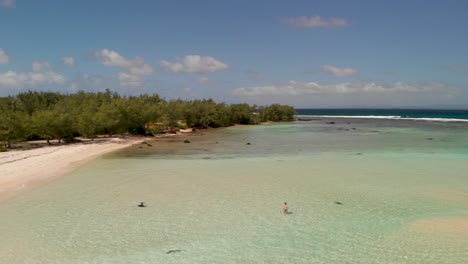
[283,202,289,214]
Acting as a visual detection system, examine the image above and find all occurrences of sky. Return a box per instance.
[1,0,468,108]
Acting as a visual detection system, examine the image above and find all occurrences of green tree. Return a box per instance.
[0,99,29,148]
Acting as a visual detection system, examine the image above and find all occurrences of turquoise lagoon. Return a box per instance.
[0,118,467,263]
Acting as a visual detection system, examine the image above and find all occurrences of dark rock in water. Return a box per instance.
[215,141,219,144]
[166,250,182,254]
[352,128,356,130]
[426,138,433,140]
[334,201,343,205]
[326,122,336,124]
[346,122,351,124]
[147,144,152,147]
[246,142,251,145]
[138,146,143,148]
[184,140,191,143]
[141,142,147,145]
[355,153,363,155]
[371,130,380,132]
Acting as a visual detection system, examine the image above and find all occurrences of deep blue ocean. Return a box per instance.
[295,109,468,120]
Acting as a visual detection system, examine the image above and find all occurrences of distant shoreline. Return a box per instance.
[0,130,194,203]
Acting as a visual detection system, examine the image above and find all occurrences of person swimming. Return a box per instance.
[138,202,146,207]
[282,202,289,214]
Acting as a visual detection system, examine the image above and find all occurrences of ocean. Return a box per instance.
[0,109,467,263]
[296,108,468,121]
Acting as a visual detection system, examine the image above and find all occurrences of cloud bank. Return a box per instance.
[232,81,456,107]
[233,81,448,96]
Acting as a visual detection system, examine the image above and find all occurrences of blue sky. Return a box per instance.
[1,0,468,108]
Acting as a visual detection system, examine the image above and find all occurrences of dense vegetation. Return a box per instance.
[0,90,296,148]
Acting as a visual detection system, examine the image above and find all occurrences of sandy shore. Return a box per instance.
[0,137,150,202]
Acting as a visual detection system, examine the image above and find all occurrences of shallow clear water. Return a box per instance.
[0,119,467,263]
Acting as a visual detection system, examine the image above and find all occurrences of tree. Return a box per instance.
[0,90,296,147]
[0,99,29,148]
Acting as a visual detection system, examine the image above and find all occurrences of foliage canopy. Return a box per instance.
[0,90,296,148]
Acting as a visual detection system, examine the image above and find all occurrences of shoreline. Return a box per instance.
[0,130,194,203]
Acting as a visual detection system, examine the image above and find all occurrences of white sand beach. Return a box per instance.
[0,128,196,202]
[0,137,147,202]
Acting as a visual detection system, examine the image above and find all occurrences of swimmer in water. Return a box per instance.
[282,202,289,214]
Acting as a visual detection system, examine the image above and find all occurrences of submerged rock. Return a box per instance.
[184,140,191,143]
[166,250,182,254]
[334,201,343,205]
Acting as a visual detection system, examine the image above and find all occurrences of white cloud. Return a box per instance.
[95,49,154,75]
[0,61,65,89]
[118,72,143,87]
[95,49,154,87]
[0,71,65,88]
[283,16,348,29]
[160,55,229,74]
[196,77,213,85]
[32,61,51,72]
[95,49,133,68]
[0,0,15,8]
[0,48,10,64]
[62,57,76,66]
[323,64,358,77]
[232,81,449,96]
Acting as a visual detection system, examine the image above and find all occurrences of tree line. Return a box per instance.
[0,90,296,148]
